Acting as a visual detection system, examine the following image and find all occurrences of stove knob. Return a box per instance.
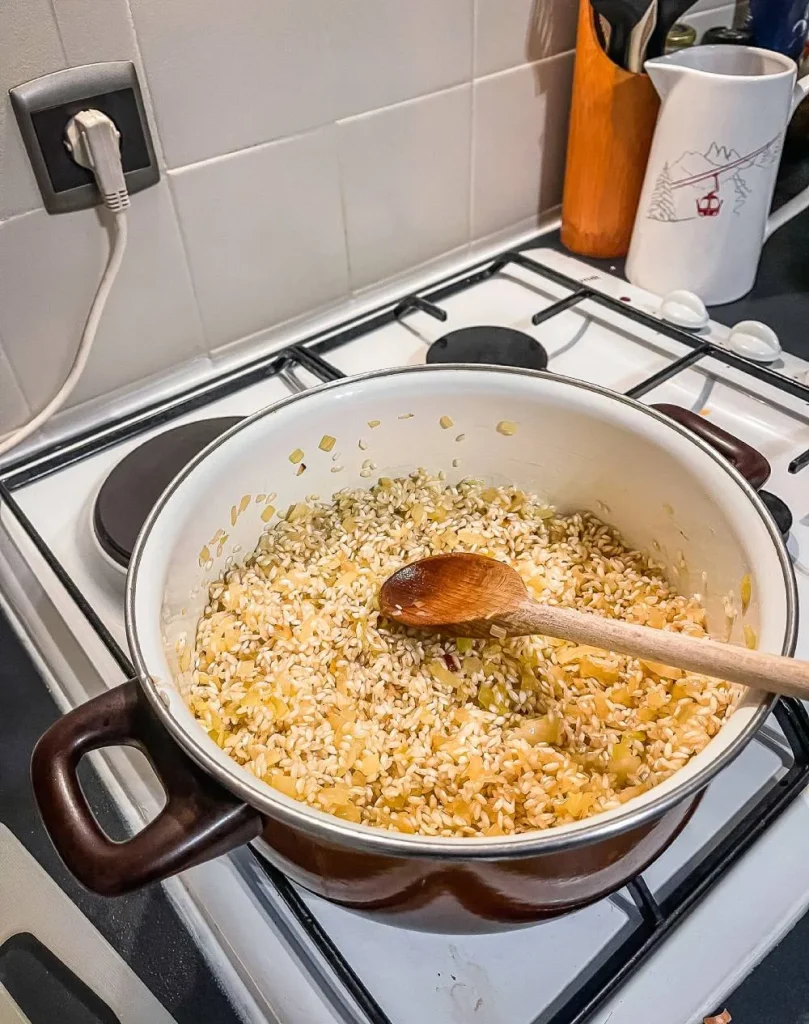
[660,290,709,330]
[727,320,781,363]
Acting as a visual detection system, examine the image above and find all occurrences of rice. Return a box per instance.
[188,471,735,839]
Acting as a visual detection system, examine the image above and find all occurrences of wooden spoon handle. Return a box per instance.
[517,603,808,698]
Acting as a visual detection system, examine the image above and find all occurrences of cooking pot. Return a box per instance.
[32,366,797,932]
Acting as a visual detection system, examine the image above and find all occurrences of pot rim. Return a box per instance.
[126,364,797,859]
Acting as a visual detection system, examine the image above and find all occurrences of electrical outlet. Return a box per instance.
[10,62,159,214]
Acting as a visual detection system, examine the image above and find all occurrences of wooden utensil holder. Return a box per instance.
[561,0,661,259]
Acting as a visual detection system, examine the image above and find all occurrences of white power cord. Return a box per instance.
[0,109,129,457]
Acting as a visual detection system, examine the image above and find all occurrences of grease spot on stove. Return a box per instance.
[440,945,493,1021]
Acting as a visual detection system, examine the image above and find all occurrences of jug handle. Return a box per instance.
[765,73,809,240]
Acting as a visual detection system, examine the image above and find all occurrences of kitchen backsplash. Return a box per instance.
[0,0,741,437]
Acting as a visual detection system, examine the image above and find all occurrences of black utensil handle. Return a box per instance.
[607,20,631,65]
[31,680,263,896]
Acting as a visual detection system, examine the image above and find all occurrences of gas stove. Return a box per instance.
[2,245,809,1024]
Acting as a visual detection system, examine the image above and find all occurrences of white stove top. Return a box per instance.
[3,247,809,1024]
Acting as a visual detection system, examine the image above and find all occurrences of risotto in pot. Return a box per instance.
[187,472,735,838]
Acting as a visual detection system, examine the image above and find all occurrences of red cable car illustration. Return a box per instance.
[697,173,723,218]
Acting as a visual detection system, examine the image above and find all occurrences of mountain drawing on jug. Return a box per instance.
[647,135,782,223]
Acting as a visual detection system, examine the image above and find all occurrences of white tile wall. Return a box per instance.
[0,0,577,438]
[0,344,29,432]
[128,0,339,170]
[170,130,348,350]
[472,53,574,239]
[338,87,472,290]
[0,182,204,407]
[325,1,474,119]
[0,0,66,222]
[474,0,578,77]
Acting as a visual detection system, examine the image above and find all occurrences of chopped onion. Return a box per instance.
[427,658,462,689]
[268,772,297,798]
[640,659,683,680]
[513,714,560,746]
[740,574,752,614]
[609,741,642,779]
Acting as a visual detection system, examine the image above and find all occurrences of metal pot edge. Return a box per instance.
[124,363,799,861]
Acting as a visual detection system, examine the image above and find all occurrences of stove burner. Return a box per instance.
[426,326,549,370]
[759,490,793,539]
[93,417,242,569]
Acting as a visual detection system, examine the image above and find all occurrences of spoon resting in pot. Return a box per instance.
[380,553,809,700]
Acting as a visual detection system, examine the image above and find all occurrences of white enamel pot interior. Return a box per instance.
[127,365,797,859]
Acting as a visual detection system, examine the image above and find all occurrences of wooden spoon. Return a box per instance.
[380,553,808,700]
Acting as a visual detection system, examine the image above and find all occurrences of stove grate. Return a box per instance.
[3,242,809,1024]
[241,697,809,1024]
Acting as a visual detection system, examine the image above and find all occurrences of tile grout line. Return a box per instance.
[0,329,33,431]
[167,122,338,178]
[333,128,356,296]
[0,208,43,233]
[167,48,573,180]
[117,0,206,349]
[45,0,70,66]
[474,47,576,86]
[164,174,213,353]
[121,0,169,170]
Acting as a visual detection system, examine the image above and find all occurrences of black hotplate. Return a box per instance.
[426,325,548,370]
[93,417,241,568]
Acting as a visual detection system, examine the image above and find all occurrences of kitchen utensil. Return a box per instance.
[750,0,809,59]
[590,0,654,66]
[627,0,659,71]
[648,0,697,59]
[626,45,809,304]
[30,366,796,930]
[594,11,610,49]
[562,0,661,257]
[381,553,809,698]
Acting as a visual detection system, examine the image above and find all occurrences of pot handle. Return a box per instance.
[31,679,263,896]
[652,404,771,489]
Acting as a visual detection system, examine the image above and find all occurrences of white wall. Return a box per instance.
[0,0,741,436]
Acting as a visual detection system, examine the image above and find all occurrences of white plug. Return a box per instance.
[0,107,130,458]
[64,109,130,212]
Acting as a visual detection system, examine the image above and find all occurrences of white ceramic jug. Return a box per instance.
[626,45,809,305]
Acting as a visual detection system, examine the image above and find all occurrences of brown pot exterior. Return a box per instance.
[31,678,698,921]
[254,796,699,932]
